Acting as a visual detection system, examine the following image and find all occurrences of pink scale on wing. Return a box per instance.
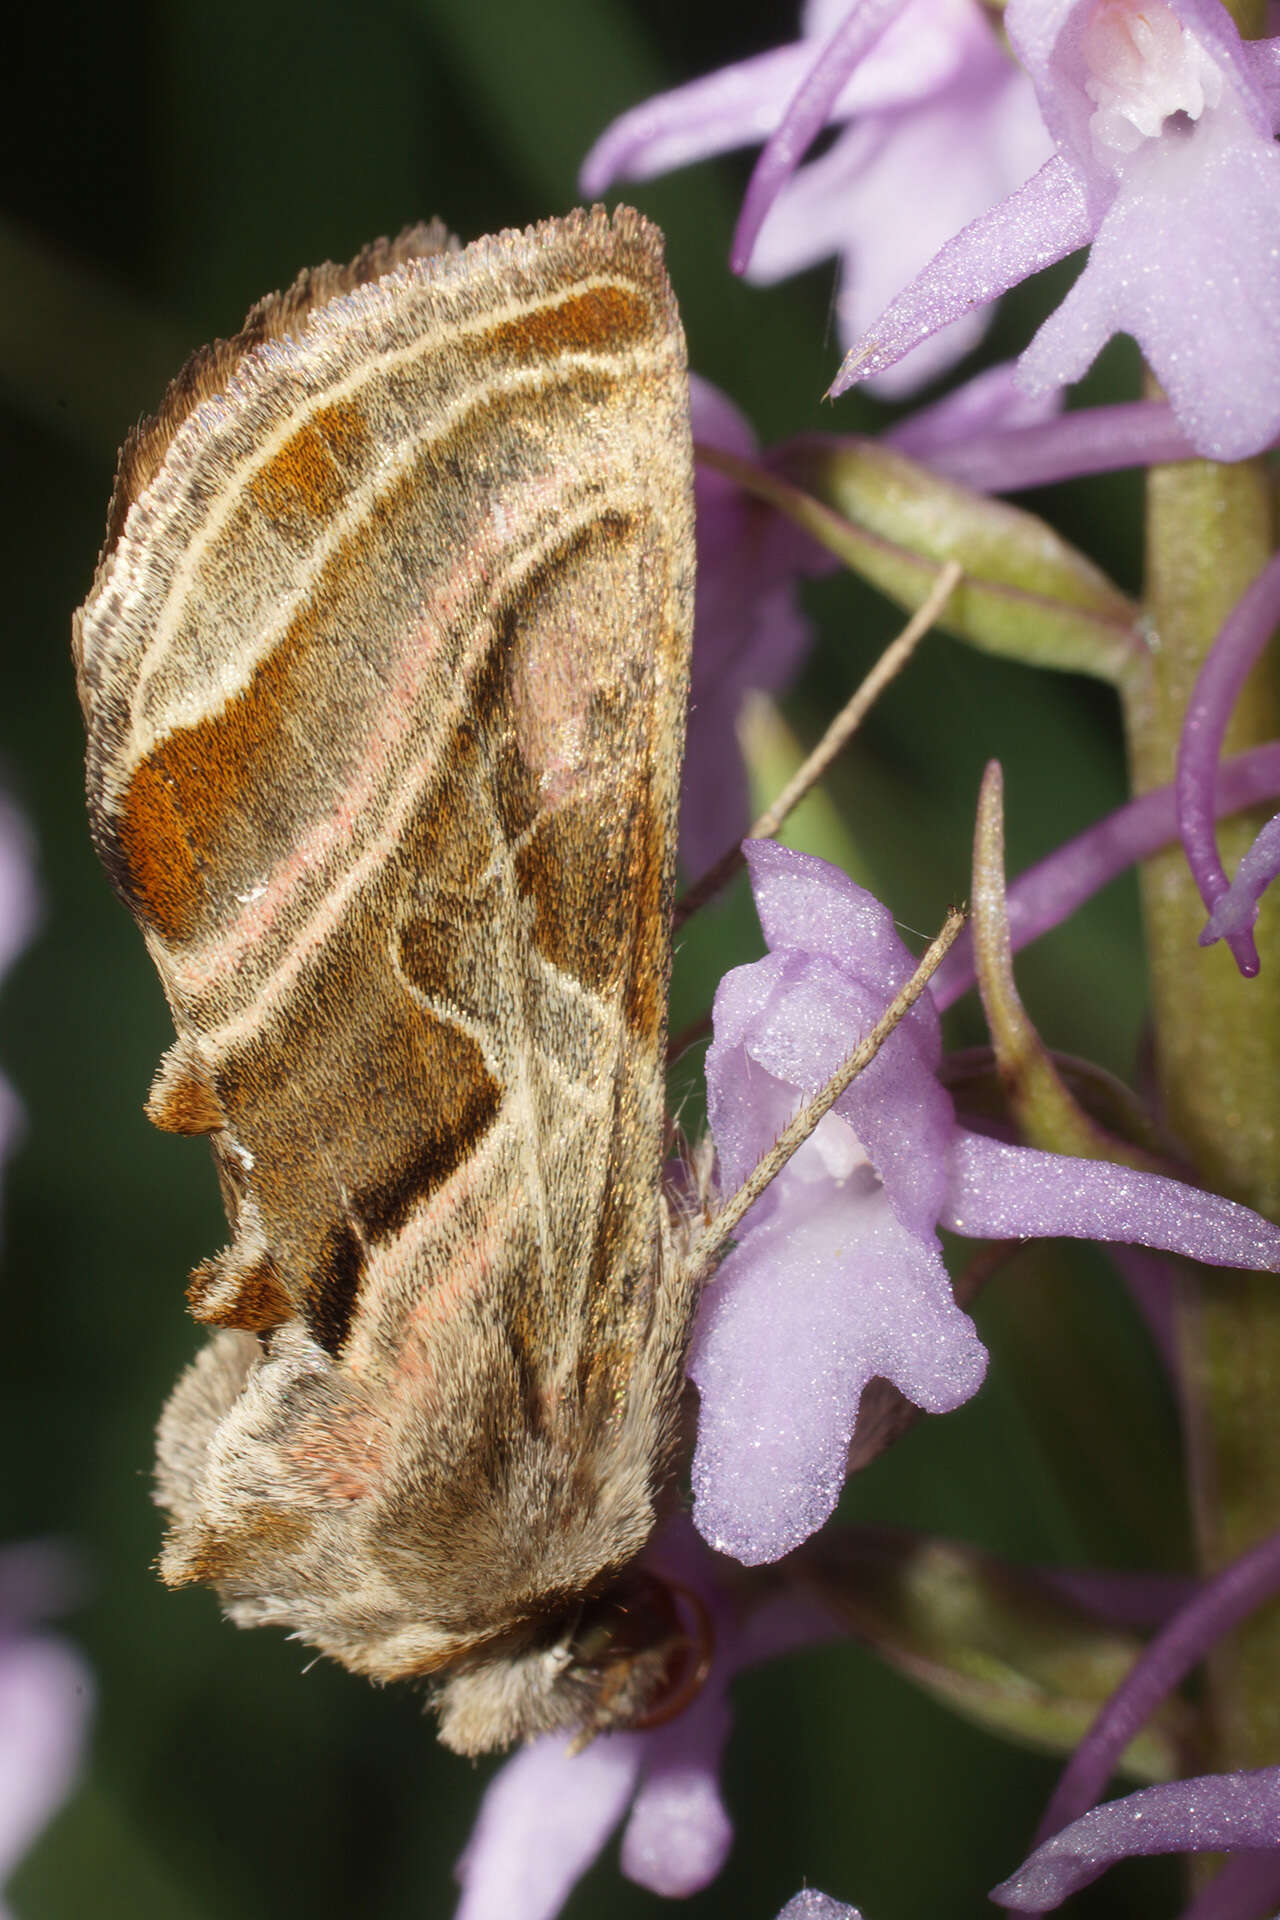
[173,483,570,1010]
[286,1406,387,1503]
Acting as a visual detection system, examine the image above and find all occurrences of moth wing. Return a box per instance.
[78,209,698,1686]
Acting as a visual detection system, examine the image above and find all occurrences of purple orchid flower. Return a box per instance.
[453,1520,837,1920]
[582,0,1051,397]
[683,376,830,879]
[691,841,1280,1567]
[833,0,1280,462]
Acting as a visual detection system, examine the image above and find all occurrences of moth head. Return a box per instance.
[433,1565,712,1755]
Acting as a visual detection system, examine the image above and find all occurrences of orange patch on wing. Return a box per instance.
[249,401,369,526]
[187,1245,291,1331]
[483,284,651,366]
[114,520,376,942]
[116,753,205,945]
[621,782,668,1045]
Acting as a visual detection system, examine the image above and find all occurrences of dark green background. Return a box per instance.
[3,4,1179,1915]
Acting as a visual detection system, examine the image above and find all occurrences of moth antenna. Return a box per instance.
[674,557,963,928]
[684,904,965,1284]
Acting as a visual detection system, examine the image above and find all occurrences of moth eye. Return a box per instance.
[569,1569,713,1732]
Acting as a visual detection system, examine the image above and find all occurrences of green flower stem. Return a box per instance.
[1131,449,1280,1768]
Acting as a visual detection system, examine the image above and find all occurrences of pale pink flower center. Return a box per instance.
[1081,0,1223,157]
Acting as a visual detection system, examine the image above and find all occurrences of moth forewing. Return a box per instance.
[76,207,700,1752]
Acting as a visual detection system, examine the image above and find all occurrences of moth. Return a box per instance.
[72,206,703,1753]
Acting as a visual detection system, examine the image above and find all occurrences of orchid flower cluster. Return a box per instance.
[456,1,1280,1917]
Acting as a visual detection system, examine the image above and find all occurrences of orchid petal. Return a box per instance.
[717,848,951,1234]
[454,1733,643,1920]
[1036,1565,1195,1631]
[829,154,1091,396]
[887,360,1063,461]
[942,1130,1280,1270]
[706,979,950,1244]
[828,65,1052,394]
[690,1182,987,1564]
[778,1895,864,1920]
[579,43,815,194]
[1018,107,1280,460]
[619,1687,733,1897]
[1243,33,1280,122]
[1178,551,1280,974]
[733,0,905,273]
[992,1768,1280,1910]
[743,121,886,285]
[801,0,980,105]
[743,842,936,1043]
[581,0,976,197]
[893,398,1197,494]
[689,371,757,462]
[1147,0,1274,136]
[737,1587,846,1668]
[1007,0,1270,159]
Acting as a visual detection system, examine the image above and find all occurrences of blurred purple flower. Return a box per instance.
[0,797,37,1193]
[1176,549,1280,977]
[582,0,1051,397]
[0,1552,93,1920]
[0,807,92,1910]
[453,1522,835,1920]
[691,842,1280,1565]
[683,376,829,879]
[833,0,1280,461]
